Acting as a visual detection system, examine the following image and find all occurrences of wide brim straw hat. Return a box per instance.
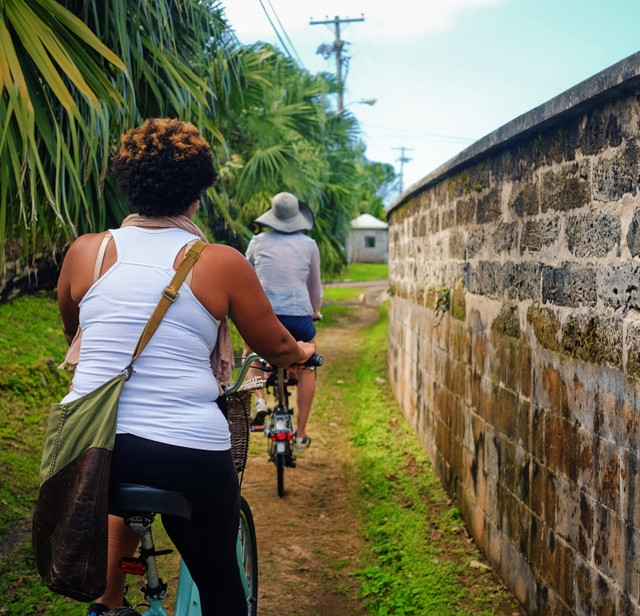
[254,192,314,233]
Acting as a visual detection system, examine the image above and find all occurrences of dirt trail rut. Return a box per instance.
[239,301,381,616]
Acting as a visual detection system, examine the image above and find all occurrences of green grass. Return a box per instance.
[315,302,515,615]
[325,262,388,283]
[323,286,365,303]
[0,291,80,614]
[0,293,72,537]
[0,291,68,367]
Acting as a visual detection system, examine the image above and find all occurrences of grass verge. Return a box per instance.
[326,263,388,282]
[314,301,517,615]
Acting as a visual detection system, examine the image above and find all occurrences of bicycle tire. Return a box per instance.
[239,496,258,616]
[276,453,285,498]
[103,609,140,616]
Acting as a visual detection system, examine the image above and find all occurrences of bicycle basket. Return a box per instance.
[226,377,265,472]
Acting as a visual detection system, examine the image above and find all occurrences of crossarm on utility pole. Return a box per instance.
[310,14,365,113]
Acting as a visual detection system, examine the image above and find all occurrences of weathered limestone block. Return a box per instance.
[477,186,502,224]
[520,217,561,253]
[542,262,597,307]
[596,262,640,310]
[505,261,543,302]
[492,222,518,254]
[465,228,484,259]
[625,209,640,258]
[566,212,621,258]
[492,303,521,338]
[455,195,476,224]
[592,141,639,202]
[579,109,624,156]
[560,314,623,369]
[540,161,590,213]
[512,183,540,217]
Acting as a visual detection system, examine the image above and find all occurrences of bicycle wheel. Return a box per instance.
[239,496,258,616]
[276,453,285,498]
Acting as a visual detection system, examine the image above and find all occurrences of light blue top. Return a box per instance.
[245,231,322,316]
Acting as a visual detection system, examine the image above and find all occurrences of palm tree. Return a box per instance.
[210,42,387,276]
[0,0,395,279]
[0,0,127,264]
[0,0,234,266]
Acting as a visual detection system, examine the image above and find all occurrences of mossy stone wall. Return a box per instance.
[387,52,640,615]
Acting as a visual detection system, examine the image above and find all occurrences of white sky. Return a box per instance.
[219,0,640,204]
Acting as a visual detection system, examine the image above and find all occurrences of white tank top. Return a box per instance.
[61,227,229,451]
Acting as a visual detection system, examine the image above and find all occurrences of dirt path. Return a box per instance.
[239,300,381,616]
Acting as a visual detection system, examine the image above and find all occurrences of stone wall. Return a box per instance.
[0,251,63,302]
[386,52,640,615]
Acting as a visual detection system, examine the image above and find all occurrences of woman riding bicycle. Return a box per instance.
[244,192,323,452]
[56,119,315,616]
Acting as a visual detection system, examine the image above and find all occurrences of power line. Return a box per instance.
[257,0,292,56]
[264,0,304,67]
[310,14,365,113]
[257,0,304,68]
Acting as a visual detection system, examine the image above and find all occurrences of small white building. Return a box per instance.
[346,213,389,264]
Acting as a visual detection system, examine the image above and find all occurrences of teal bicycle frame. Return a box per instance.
[131,502,256,616]
[173,528,253,615]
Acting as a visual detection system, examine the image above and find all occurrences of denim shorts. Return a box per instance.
[277,315,316,342]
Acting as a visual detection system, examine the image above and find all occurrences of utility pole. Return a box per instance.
[393,147,413,195]
[310,14,364,113]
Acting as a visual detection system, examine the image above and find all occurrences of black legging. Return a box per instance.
[111,434,246,615]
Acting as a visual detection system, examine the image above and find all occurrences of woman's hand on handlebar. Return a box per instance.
[294,340,316,367]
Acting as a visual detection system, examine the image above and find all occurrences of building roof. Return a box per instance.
[350,213,389,230]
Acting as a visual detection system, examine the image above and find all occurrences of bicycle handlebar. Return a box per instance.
[223,353,262,395]
[223,352,324,395]
[303,353,324,367]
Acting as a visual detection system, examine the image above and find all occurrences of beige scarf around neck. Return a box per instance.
[60,214,234,384]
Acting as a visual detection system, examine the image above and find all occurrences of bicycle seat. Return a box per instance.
[110,483,191,520]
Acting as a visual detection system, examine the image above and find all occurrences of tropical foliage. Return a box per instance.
[0,0,395,277]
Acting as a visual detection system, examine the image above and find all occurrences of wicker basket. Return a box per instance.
[226,377,265,472]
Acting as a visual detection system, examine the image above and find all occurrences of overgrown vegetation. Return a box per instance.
[314,300,517,615]
[1,0,395,278]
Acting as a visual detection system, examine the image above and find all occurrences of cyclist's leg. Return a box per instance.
[274,316,317,443]
[91,515,139,610]
[161,451,246,616]
[111,435,246,616]
[295,358,316,440]
[243,341,267,420]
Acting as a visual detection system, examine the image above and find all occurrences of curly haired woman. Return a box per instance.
[56,118,315,616]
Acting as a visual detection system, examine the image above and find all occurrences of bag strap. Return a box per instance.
[93,232,112,282]
[124,239,207,378]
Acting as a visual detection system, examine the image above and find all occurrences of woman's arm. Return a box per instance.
[57,233,107,344]
[307,241,323,314]
[192,245,315,367]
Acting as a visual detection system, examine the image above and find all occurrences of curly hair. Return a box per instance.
[111,118,218,216]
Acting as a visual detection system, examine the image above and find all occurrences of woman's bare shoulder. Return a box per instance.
[202,243,247,264]
[64,231,111,259]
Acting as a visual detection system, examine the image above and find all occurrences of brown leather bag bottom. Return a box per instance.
[32,446,111,602]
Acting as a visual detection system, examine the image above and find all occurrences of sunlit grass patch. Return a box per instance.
[326,263,388,283]
[323,286,365,303]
